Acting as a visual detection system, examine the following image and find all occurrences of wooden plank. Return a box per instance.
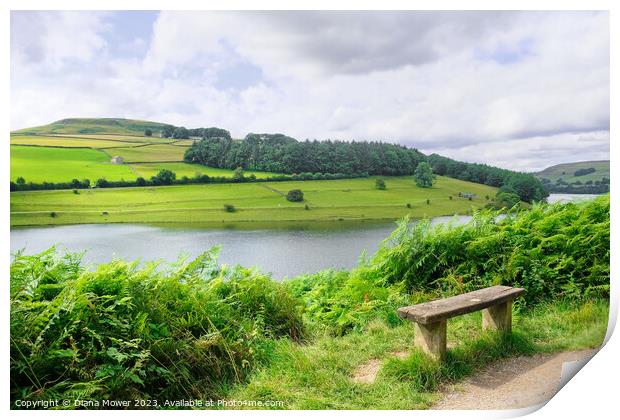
[397,285,525,324]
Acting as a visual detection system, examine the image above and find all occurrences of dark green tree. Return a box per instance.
[414,162,435,188]
[144,128,153,137]
[375,179,386,190]
[151,169,176,185]
[172,127,190,139]
[493,192,521,209]
[161,125,175,138]
[286,189,304,202]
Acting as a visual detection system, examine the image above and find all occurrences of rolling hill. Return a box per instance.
[12,118,170,136]
[534,160,609,193]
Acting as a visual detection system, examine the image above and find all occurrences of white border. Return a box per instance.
[2,2,616,419]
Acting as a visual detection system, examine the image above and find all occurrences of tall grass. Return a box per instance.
[288,195,609,333]
[10,248,304,405]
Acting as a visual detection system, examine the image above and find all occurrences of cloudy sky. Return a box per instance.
[10,11,609,171]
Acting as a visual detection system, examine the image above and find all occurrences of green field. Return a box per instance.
[102,143,189,162]
[10,144,278,184]
[48,133,180,144]
[130,162,279,179]
[534,160,610,183]
[10,135,139,148]
[10,145,137,183]
[10,176,498,226]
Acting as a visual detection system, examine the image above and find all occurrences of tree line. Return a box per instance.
[184,134,426,176]
[184,134,547,202]
[10,171,369,192]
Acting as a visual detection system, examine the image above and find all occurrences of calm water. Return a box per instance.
[546,193,601,204]
[9,193,598,279]
[10,217,471,280]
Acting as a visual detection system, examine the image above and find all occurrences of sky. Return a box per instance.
[10,11,610,172]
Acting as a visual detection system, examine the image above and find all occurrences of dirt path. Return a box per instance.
[433,349,597,410]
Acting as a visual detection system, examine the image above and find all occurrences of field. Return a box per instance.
[534,160,610,183]
[10,146,137,183]
[101,143,189,162]
[10,176,498,226]
[48,134,184,144]
[129,162,279,179]
[10,135,139,148]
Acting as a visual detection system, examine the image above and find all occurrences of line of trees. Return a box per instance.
[161,125,232,140]
[539,176,609,194]
[426,154,547,202]
[184,134,426,175]
[10,171,370,192]
[184,134,547,202]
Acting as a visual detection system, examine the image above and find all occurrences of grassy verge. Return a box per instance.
[10,176,498,226]
[225,300,608,409]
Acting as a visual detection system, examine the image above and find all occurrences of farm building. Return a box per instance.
[110,156,124,164]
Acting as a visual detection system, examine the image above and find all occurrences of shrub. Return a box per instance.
[491,192,521,209]
[224,204,236,212]
[72,189,79,194]
[375,179,386,190]
[49,211,57,218]
[426,199,430,205]
[151,169,176,186]
[406,203,412,208]
[370,195,610,302]
[286,189,304,202]
[10,249,305,404]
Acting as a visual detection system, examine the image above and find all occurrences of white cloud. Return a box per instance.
[10,11,609,172]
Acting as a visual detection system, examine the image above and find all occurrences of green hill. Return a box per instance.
[534,160,609,193]
[12,118,170,136]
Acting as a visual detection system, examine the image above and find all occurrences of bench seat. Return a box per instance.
[397,285,525,360]
[397,285,525,324]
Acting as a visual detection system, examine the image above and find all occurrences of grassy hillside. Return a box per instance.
[10,145,275,184]
[534,160,610,194]
[535,160,609,183]
[10,146,138,183]
[10,176,498,226]
[12,118,170,136]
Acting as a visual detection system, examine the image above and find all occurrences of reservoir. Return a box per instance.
[9,193,598,279]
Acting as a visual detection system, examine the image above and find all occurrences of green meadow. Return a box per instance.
[10,145,137,183]
[102,143,190,162]
[10,135,138,148]
[10,176,498,226]
[130,162,279,179]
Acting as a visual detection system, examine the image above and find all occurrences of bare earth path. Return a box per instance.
[433,349,597,410]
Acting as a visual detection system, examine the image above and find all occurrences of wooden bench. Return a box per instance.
[397,285,525,360]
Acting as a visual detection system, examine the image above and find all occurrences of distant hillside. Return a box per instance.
[11,117,547,202]
[534,160,609,194]
[12,118,170,136]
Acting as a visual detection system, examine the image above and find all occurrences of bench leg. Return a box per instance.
[414,320,447,361]
[482,299,513,333]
